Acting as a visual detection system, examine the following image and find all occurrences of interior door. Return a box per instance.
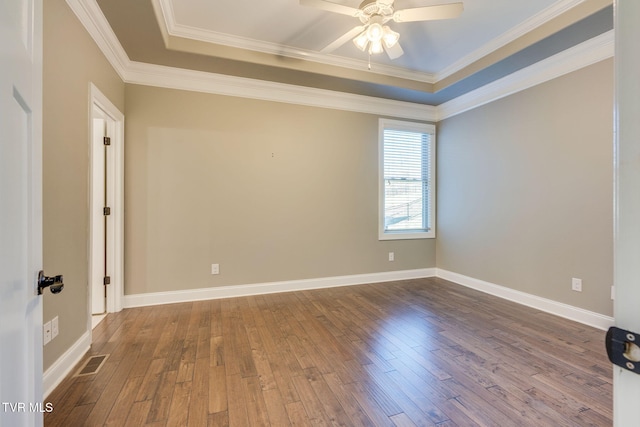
[90,107,116,316]
[91,116,107,315]
[613,1,640,425]
[0,0,44,425]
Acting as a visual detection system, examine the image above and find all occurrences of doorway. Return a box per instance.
[89,84,124,330]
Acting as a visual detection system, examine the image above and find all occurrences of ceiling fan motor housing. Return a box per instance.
[358,0,394,23]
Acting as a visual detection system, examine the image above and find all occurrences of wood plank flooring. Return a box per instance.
[45,277,612,426]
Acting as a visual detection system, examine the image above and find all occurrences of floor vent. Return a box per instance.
[75,354,109,377]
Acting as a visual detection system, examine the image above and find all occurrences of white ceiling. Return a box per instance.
[162,0,563,77]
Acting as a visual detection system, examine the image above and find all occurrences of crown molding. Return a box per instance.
[66,0,437,121]
[156,0,593,86]
[67,0,613,124]
[125,60,438,121]
[155,0,436,84]
[436,0,588,81]
[437,29,614,120]
[65,0,131,79]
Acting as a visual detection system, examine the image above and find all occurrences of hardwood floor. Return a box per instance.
[45,277,612,426]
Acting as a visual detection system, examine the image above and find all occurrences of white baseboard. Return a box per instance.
[436,268,614,331]
[123,268,437,308]
[121,266,613,331]
[43,331,91,398]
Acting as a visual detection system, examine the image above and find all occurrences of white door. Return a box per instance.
[91,115,107,315]
[90,106,116,316]
[88,84,124,318]
[0,0,44,425]
[613,1,640,425]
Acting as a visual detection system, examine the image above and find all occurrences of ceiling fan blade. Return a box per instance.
[384,41,404,59]
[393,3,463,23]
[300,0,360,17]
[321,25,366,53]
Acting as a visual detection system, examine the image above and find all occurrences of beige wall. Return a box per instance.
[41,0,613,377]
[124,84,435,295]
[436,59,614,316]
[43,0,125,370]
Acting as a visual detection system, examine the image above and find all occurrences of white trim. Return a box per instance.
[126,60,438,121]
[123,268,437,308]
[89,83,125,317]
[155,0,589,85]
[438,30,614,120]
[68,0,612,122]
[150,0,170,47]
[152,0,174,47]
[122,267,614,331]
[436,269,615,331]
[118,32,611,123]
[43,331,91,398]
[154,0,435,84]
[65,0,130,79]
[65,0,436,121]
[378,119,436,240]
[436,0,587,81]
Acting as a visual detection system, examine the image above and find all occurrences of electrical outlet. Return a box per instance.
[388,252,394,262]
[211,263,220,275]
[52,316,59,339]
[43,321,52,345]
[611,285,615,300]
[571,277,582,292]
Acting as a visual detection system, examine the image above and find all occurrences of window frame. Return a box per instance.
[378,118,436,240]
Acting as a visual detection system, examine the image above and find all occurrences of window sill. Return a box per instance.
[379,230,435,240]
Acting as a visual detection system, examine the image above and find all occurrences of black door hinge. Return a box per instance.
[103,207,111,216]
[103,136,111,146]
[103,276,111,286]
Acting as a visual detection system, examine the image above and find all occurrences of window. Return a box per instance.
[379,119,435,240]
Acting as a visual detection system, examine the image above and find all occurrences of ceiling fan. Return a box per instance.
[301,0,463,59]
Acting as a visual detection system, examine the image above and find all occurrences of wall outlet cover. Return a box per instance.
[43,321,52,345]
[572,278,582,292]
[52,316,59,339]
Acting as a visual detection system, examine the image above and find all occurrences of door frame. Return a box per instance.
[88,83,124,322]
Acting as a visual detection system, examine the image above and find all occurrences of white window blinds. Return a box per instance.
[379,119,435,240]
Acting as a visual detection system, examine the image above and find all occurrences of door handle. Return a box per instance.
[37,270,64,295]
[606,326,640,374]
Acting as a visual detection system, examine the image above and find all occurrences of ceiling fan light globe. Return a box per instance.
[353,31,369,51]
[381,26,399,48]
[369,39,384,54]
[366,22,383,42]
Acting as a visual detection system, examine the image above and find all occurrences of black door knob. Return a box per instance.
[37,271,64,295]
